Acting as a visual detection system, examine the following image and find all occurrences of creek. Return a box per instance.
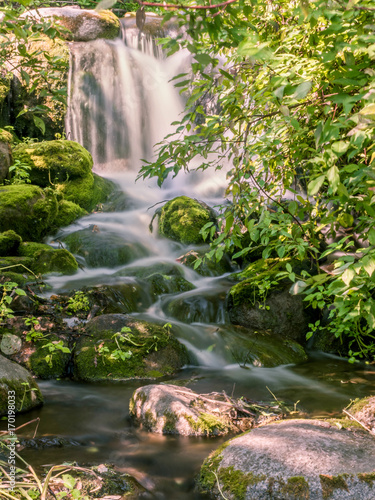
[8,17,375,499]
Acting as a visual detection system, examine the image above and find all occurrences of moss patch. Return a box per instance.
[58,172,115,212]
[0,184,58,241]
[54,199,87,228]
[357,472,375,487]
[19,242,78,275]
[13,140,93,187]
[158,196,217,245]
[0,230,22,256]
[184,412,232,436]
[28,335,70,379]
[320,474,349,499]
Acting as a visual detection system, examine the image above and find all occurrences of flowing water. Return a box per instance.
[3,20,375,499]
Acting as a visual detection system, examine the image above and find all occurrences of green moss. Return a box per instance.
[348,397,370,414]
[0,184,58,241]
[184,412,232,436]
[59,172,115,212]
[319,474,349,499]
[279,476,310,499]
[325,417,363,430]
[357,472,375,486]
[19,242,78,275]
[54,200,87,228]
[163,410,178,433]
[13,140,93,187]
[56,10,120,41]
[220,467,267,500]
[197,442,229,491]
[74,320,189,382]
[0,272,27,286]
[158,196,217,245]
[0,230,22,256]
[28,336,70,379]
[0,128,12,143]
[144,409,157,431]
[0,256,34,275]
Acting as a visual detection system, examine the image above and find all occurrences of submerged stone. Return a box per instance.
[0,354,43,415]
[85,282,152,314]
[197,419,375,499]
[130,384,244,436]
[157,196,217,245]
[74,314,189,381]
[63,227,149,268]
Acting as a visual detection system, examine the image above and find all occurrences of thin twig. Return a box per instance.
[342,409,375,435]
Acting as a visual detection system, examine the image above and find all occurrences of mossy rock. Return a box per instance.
[73,314,189,382]
[84,283,152,314]
[144,273,196,299]
[0,354,43,415]
[63,227,149,268]
[28,335,70,379]
[12,140,93,187]
[0,256,34,275]
[19,242,78,275]
[57,172,115,212]
[0,230,22,256]
[54,200,87,228]
[27,7,120,41]
[157,196,217,245]
[228,258,311,341]
[197,419,375,499]
[0,272,28,286]
[0,184,58,241]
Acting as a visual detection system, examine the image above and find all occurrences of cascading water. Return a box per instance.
[16,21,375,500]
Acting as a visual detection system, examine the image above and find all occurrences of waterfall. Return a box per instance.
[65,33,184,172]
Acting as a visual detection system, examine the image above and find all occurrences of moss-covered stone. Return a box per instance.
[0,354,43,415]
[0,230,22,256]
[158,196,217,245]
[0,272,28,286]
[74,314,189,382]
[184,412,231,436]
[63,227,149,268]
[0,256,35,275]
[0,184,58,241]
[13,140,93,187]
[57,172,115,212]
[54,199,87,228]
[28,335,70,379]
[19,241,78,275]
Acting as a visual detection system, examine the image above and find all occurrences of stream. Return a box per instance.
[3,17,375,500]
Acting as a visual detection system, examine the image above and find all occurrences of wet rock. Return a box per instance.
[217,325,307,367]
[19,242,78,275]
[0,184,58,241]
[24,8,121,42]
[0,354,43,415]
[350,396,375,434]
[197,419,375,499]
[0,230,22,257]
[74,314,189,381]
[63,227,149,268]
[114,261,185,279]
[156,196,218,245]
[0,128,12,182]
[85,282,152,314]
[130,384,243,436]
[163,285,228,324]
[228,258,310,341]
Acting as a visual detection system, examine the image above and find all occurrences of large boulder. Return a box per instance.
[0,184,58,241]
[156,196,217,245]
[19,242,78,275]
[73,314,189,381]
[58,172,115,212]
[130,384,249,436]
[24,8,120,42]
[0,354,43,415]
[197,419,375,499]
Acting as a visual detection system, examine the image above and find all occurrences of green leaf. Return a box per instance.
[368,228,375,246]
[327,165,340,193]
[307,175,326,196]
[194,54,212,67]
[331,141,349,155]
[363,257,375,277]
[290,280,307,295]
[341,268,355,286]
[33,116,45,135]
[292,81,312,100]
[360,104,375,119]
